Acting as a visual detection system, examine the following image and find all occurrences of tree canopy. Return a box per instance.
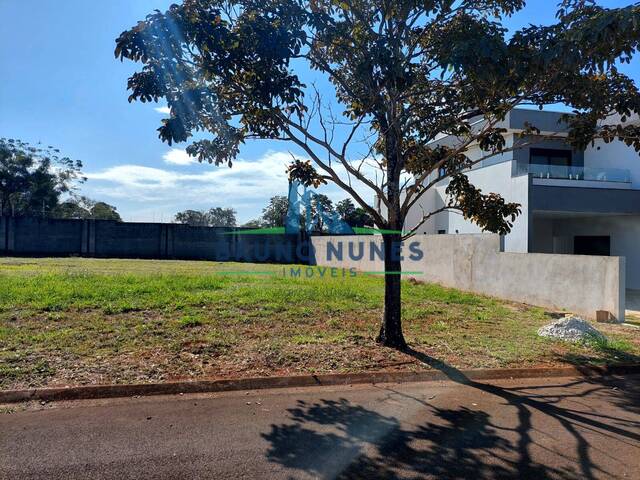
[115,0,640,234]
[336,198,374,228]
[116,0,640,348]
[54,196,123,221]
[259,195,290,227]
[248,193,348,232]
[174,206,237,226]
[0,138,85,217]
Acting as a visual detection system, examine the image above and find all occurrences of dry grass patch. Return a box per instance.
[1,257,638,389]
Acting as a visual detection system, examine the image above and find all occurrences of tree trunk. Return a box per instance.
[376,100,406,350]
[376,233,407,350]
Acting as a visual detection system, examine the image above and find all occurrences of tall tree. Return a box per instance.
[116,0,640,349]
[0,138,84,217]
[53,196,122,221]
[174,206,236,226]
[89,202,123,221]
[253,192,336,231]
[336,198,373,228]
[305,193,334,232]
[207,206,237,227]
[261,195,289,227]
[174,209,210,226]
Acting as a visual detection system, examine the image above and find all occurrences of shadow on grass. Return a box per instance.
[555,336,640,367]
[261,347,640,479]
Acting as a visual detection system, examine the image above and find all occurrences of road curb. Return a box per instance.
[2,364,639,404]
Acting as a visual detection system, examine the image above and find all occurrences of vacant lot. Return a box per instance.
[0,257,638,390]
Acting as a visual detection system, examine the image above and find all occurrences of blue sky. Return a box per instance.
[1,0,638,223]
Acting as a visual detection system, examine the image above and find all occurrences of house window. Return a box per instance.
[437,229,446,235]
[529,148,572,167]
[574,236,610,256]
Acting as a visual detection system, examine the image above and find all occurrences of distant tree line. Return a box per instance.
[173,207,237,227]
[174,195,372,232]
[243,195,373,231]
[55,196,122,222]
[0,138,122,221]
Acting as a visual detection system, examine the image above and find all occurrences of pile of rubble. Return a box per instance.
[537,316,606,343]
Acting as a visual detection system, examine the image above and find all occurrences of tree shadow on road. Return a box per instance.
[261,349,640,479]
[262,397,532,479]
[402,348,640,479]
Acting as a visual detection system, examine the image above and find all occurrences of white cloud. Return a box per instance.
[162,148,196,165]
[83,151,381,222]
[154,106,171,114]
[85,151,291,211]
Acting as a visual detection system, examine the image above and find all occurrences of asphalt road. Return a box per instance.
[1,374,639,479]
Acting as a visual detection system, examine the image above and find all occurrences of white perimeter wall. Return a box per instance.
[548,215,640,290]
[311,234,625,322]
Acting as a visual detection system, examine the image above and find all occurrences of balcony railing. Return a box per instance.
[528,163,631,183]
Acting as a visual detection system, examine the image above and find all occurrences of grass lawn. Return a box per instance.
[0,257,639,390]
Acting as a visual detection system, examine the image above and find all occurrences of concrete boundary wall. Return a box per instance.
[310,234,625,322]
[0,216,300,263]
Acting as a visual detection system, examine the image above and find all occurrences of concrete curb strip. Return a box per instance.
[2,364,639,404]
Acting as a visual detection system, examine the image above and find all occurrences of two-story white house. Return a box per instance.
[404,109,640,290]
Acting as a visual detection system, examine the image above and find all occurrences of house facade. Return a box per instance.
[405,109,640,290]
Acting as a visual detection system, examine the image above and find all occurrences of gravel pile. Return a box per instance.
[537,316,607,343]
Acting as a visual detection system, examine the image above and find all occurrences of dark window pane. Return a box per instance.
[530,155,548,165]
[574,236,610,256]
[530,148,572,166]
[549,154,570,167]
